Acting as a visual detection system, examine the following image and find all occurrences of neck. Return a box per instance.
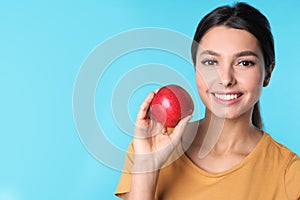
[197,108,262,156]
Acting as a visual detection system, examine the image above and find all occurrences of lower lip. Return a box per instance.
[212,94,242,105]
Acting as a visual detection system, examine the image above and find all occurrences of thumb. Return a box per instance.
[169,115,192,143]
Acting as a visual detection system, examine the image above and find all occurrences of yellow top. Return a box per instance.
[115,133,300,200]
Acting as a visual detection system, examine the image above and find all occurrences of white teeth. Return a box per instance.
[214,93,239,100]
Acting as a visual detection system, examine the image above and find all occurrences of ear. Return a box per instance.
[263,62,275,87]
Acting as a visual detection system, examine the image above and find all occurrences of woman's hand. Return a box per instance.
[133,92,192,173]
[125,92,191,200]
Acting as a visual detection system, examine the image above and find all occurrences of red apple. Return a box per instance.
[149,84,194,128]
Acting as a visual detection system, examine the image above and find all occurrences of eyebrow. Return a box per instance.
[199,50,259,58]
[199,50,220,56]
[234,51,259,58]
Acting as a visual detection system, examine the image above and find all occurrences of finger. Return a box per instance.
[161,127,168,135]
[136,92,155,121]
[150,120,165,136]
[169,115,192,142]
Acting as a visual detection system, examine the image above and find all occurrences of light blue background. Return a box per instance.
[1,1,299,199]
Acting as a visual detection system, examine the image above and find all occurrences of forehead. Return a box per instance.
[199,26,263,56]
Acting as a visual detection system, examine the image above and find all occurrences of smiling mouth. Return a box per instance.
[212,93,243,101]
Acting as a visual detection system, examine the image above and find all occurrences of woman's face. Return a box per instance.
[195,26,265,119]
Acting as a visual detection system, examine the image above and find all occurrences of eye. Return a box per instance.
[201,59,217,66]
[238,60,255,67]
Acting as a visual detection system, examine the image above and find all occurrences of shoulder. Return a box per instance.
[256,133,297,177]
[285,154,300,199]
[264,133,300,199]
[263,133,297,161]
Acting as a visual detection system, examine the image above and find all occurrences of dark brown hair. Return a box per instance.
[191,2,275,129]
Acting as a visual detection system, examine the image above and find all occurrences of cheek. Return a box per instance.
[195,72,213,106]
[195,71,209,93]
[238,69,264,94]
[195,68,220,89]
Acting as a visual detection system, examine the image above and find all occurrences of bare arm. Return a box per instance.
[124,170,159,200]
[124,92,191,199]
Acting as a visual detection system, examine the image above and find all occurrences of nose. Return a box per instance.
[219,66,236,87]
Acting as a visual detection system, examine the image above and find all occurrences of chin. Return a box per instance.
[210,107,246,120]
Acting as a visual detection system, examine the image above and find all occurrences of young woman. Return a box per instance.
[115,2,300,200]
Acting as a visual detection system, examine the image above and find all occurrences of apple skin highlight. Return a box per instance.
[149,85,194,128]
